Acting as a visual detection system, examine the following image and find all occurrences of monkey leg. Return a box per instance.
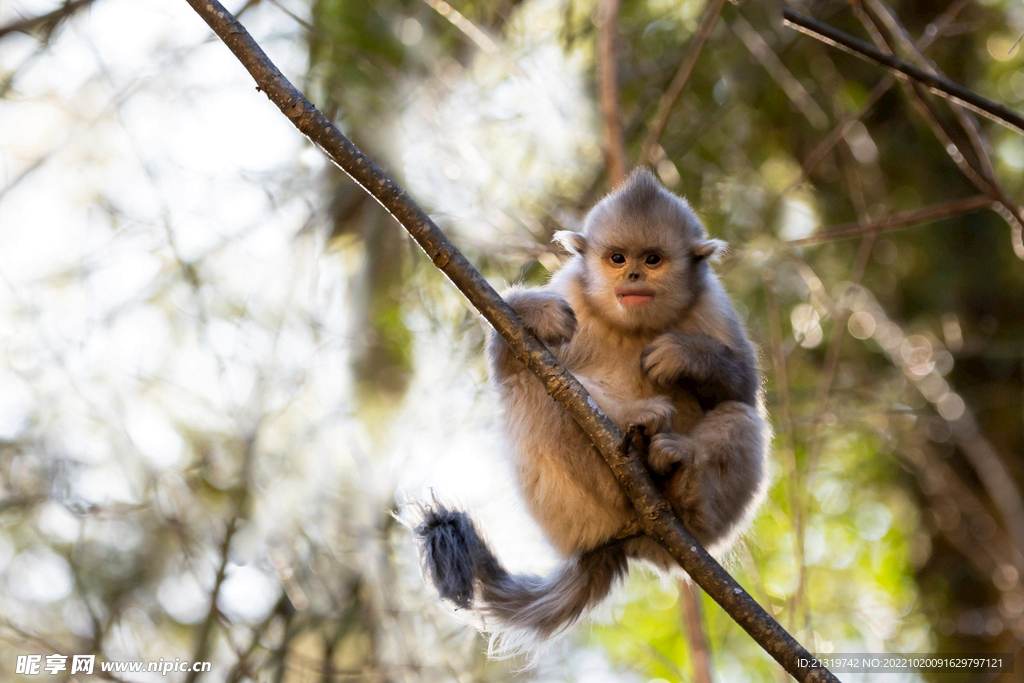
[592,392,676,437]
[662,401,768,550]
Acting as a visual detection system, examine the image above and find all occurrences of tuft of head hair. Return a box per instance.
[582,167,709,247]
[614,167,666,218]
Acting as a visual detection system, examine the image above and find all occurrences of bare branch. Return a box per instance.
[681,581,714,683]
[0,0,96,41]
[422,0,497,53]
[852,0,1024,258]
[782,9,1024,136]
[639,0,728,164]
[780,0,972,197]
[179,1,839,680]
[598,0,627,186]
[789,194,993,246]
[733,13,828,129]
[184,516,238,683]
[761,269,804,629]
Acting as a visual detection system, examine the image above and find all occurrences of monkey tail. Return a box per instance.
[415,504,628,656]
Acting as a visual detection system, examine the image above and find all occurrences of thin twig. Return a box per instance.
[733,13,828,129]
[681,581,714,683]
[780,0,972,198]
[185,516,239,683]
[422,0,497,53]
[761,269,803,630]
[789,194,992,246]
[0,0,96,40]
[639,0,728,164]
[782,9,1024,136]
[179,2,839,680]
[598,0,627,185]
[853,0,1024,258]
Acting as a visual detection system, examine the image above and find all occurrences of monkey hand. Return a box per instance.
[647,432,695,476]
[640,333,692,386]
[504,289,577,346]
[617,396,676,436]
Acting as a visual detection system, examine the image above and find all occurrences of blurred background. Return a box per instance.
[1,0,1023,681]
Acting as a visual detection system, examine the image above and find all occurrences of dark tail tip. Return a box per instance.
[415,504,482,609]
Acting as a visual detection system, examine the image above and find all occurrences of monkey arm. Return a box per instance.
[486,286,577,379]
[641,333,757,409]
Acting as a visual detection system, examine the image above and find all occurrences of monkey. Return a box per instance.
[416,168,769,654]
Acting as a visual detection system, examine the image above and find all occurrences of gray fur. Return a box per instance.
[641,332,757,408]
[417,505,628,652]
[416,504,485,609]
[418,169,769,653]
[477,542,627,642]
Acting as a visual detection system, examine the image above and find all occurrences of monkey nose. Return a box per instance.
[628,272,640,281]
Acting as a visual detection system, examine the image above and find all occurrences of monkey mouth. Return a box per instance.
[614,286,656,308]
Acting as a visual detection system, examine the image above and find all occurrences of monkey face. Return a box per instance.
[579,227,696,331]
[555,168,726,332]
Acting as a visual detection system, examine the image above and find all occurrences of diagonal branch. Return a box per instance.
[789,194,993,246]
[0,0,97,41]
[639,0,728,165]
[850,0,1024,259]
[178,2,839,681]
[733,13,828,129]
[782,9,1024,136]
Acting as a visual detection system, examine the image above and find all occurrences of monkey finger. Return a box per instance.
[648,433,694,476]
[640,337,688,385]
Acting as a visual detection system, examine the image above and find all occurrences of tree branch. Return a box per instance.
[782,9,1024,137]
[598,0,627,186]
[849,0,1024,259]
[789,194,993,246]
[639,0,727,165]
[733,13,828,130]
[780,0,972,199]
[178,2,838,680]
[681,580,714,683]
[0,0,97,41]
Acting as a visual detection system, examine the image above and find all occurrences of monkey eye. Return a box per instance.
[609,253,626,265]
[645,254,662,265]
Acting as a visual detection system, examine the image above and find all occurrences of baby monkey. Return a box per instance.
[417,169,768,653]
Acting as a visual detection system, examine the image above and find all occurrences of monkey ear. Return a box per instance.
[553,231,587,255]
[692,238,728,262]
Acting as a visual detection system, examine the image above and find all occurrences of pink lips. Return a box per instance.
[614,286,656,308]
